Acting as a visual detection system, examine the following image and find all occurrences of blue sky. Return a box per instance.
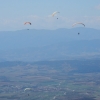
[0,0,100,31]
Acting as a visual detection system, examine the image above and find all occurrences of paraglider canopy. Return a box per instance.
[24,22,31,25]
[52,11,60,17]
[72,22,85,27]
[24,88,31,92]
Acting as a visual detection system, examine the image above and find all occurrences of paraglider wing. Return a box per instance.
[24,22,31,25]
[52,11,60,17]
[24,88,31,92]
[72,22,85,27]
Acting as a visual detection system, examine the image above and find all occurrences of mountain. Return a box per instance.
[0,27,100,61]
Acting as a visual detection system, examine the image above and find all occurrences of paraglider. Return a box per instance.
[24,22,31,30]
[52,11,60,19]
[78,33,80,35]
[72,22,85,27]
[72,22,85,35]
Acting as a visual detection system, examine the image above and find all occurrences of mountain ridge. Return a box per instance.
[0,27,100,61]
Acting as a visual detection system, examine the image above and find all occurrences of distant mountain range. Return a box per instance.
[0,27,100,61]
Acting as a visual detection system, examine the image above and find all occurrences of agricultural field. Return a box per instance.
[0,60,99,100]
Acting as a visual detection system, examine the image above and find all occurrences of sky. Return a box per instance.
[0,0,100,31]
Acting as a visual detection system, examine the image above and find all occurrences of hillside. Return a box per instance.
[0,28,100,61]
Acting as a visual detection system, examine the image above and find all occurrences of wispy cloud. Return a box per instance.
[0,15,100,31]
[95,4,100,10]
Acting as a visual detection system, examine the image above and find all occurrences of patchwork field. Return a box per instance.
[0,60,99,100]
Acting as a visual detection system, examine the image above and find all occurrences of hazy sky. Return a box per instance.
[0,0,100,31]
